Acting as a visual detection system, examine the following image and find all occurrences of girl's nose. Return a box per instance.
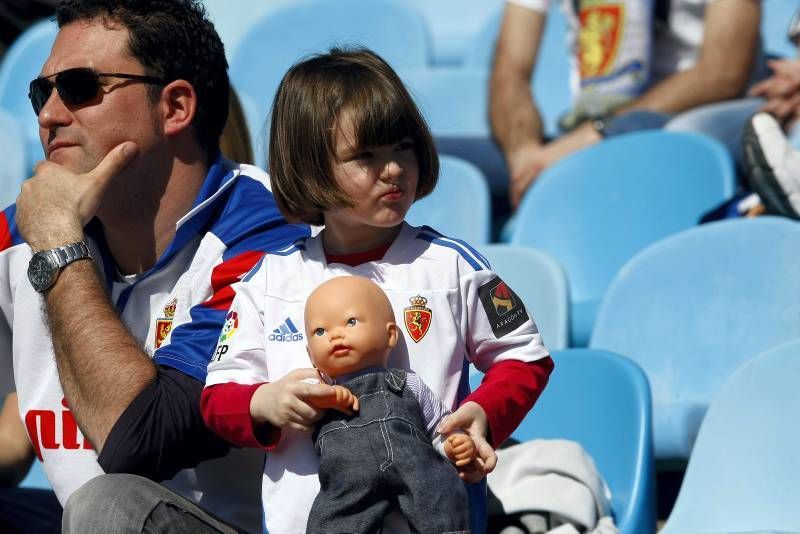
[380,159,403,181]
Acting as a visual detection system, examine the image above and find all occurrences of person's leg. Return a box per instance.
[665,98,764,167]
[62,474,243,534]
[0,487,62,533]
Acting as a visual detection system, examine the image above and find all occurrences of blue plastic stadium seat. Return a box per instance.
[507,131,735,347]
[0,19,57,174]
[406,155,491,245]
[404,0,503,66]
[477,244,569,350]
[660,338,800,533]
[0,109,27,208]
[591,217,800,460]
[229,0,432,146]
[470,349,656,534]
[401,68,508,196]
[761,0,798,59]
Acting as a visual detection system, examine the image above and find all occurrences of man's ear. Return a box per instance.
[386,323,399,349]
[160,79,197,137]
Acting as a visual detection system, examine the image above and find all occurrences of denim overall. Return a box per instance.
[307,369,470,533]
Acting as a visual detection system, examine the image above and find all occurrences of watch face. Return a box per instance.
[27,253,57,292]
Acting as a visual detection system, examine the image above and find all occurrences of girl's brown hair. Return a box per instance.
[268,47,438,225]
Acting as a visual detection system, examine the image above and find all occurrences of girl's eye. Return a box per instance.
[397,140,415,151]
[353,151,372,161]
[314,328,325,336]
[346,318,358,327]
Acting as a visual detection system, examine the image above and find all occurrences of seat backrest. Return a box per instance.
[406,155,491,245]
[660,338,800,533]
[591,216,800,459]
[509,131,735,347]
[761,0,798,59]
[465,4,571,137]
[471,348,655,534]
[0,18,57,173]
[478,244,569,350]
[229,0,432,138]
[0,109,26,208]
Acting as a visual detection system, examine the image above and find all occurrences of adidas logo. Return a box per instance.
[268,317,304,342]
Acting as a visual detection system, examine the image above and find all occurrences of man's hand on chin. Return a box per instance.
[15,141,139,251]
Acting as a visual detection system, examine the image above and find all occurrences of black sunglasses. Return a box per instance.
[28,67,166,115]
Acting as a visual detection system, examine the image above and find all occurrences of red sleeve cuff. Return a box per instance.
[200,382,281,450]
[464,357,554,448]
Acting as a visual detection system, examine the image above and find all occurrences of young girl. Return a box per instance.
[201,48,554,534]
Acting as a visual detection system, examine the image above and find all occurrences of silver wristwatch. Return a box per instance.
[27,241,93,293]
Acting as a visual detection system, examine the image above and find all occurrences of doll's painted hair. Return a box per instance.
[268,47,438,225]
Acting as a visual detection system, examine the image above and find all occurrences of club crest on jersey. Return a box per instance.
[478,277,529,338]
[154,298,177,348]
[578,4,624,79]
[404,295,432,343]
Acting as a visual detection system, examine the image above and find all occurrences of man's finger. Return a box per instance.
[87,141,139,185]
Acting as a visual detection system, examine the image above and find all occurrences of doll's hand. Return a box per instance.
[250,368,339,432]
[307,385,359,415]
[444,433,477,467]
[438,401,497,483]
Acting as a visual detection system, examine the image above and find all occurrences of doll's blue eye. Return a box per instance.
[346,318,358,327]
[314,328,325,336]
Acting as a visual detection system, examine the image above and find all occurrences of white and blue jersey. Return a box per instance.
[0,158,308,532]
[207,222,550,533]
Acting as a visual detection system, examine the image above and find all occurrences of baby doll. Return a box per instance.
[303,276,476,533]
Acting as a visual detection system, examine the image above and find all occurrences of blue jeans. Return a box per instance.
[604,98,764,169]
[62,474,243,534]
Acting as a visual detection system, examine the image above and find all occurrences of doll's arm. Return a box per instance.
[307,385,359,414]
[444,432,477,467]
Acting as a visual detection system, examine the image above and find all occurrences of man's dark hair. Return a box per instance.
[56,0,229,159]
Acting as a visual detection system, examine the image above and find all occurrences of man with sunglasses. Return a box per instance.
[0,0,310,532]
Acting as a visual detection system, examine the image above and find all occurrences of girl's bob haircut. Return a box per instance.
[268,47,439,225]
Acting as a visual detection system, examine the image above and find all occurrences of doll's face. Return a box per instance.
[305,277,398,378]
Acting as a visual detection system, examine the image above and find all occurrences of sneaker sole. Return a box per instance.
[742,120,800,220]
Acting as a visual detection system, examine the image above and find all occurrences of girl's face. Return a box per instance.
[323,111,420,253]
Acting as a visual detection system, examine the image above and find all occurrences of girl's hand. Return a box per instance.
[438,401,497,482]
[250,368,338,432]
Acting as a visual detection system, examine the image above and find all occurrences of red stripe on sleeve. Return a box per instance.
[202,250,265,311]
[200,382,281,450]
[0,213,13,252]
[464,357,554,448]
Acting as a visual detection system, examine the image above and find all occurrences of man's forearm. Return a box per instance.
[45,260,156,451]
[490,70,545,159]
[619,65,751,116]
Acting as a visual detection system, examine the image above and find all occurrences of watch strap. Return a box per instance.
[49,241,92,268]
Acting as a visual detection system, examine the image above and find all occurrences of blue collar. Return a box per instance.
[87,154,237,310]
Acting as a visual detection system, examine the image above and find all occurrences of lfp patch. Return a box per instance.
[478,277,529,338]
[404,295,432,343]
[219,311,239,343]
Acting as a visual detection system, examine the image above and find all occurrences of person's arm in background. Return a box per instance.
[0,393,35,487]
[750,57,800,125]
[620,0,760,113]
[516,0,761,205]
[489,3,548,208]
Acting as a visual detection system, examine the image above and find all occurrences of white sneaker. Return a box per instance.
[743,112,800,219]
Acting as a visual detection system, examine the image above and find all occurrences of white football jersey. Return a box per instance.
[0,160,308,533]
[207,222,550,533]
